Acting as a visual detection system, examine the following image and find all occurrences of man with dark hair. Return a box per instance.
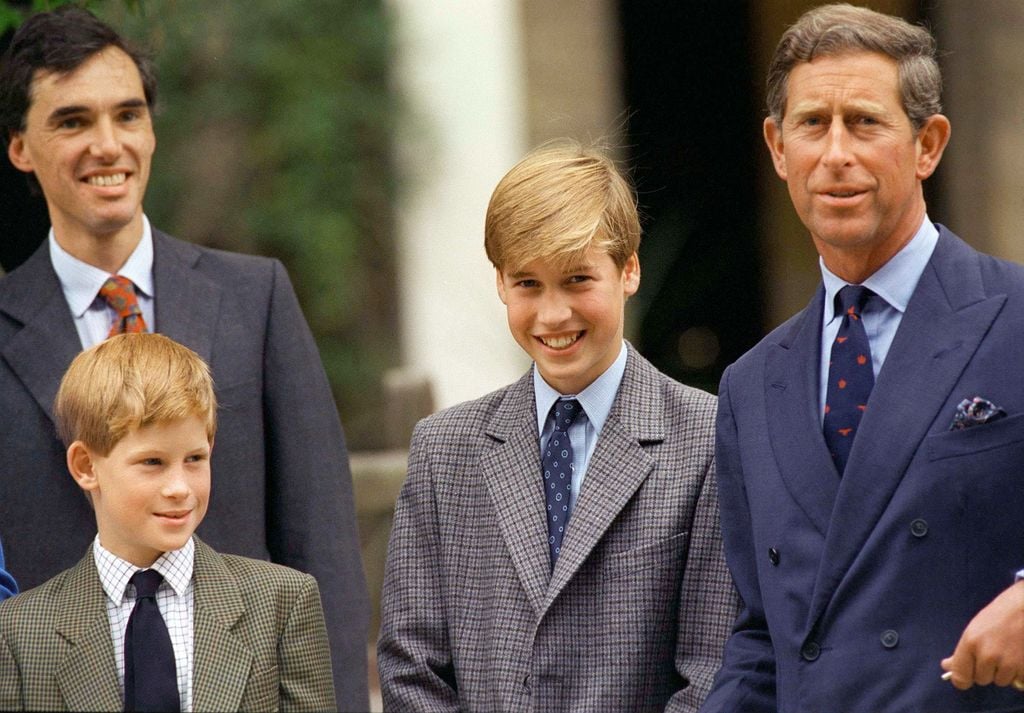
[702,4,1024,712]
[0,7,370,709]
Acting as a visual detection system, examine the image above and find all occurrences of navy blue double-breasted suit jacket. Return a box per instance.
[702,227,1024,713]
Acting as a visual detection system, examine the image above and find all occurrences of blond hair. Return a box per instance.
[766,3,942,131]
[55,333,217,455]
[484,141,641,273]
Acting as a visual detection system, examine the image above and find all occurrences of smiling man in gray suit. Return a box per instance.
[0,8,368,709]
[378,143,738,712]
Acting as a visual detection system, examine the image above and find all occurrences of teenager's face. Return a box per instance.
[70,416,210,568]
[497,247,639,394]
[7,46,154,245]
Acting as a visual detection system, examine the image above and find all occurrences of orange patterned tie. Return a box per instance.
[98,275,148,336]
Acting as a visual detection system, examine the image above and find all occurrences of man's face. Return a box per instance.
[72,416,211,568]
[763,51,948,277]
[497,247,640,395]
[7,46,154,244]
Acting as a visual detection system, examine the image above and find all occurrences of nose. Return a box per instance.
[822,120,853,168]
[88,118,122,161]
[161,466,191,500]
[537,289,572,327]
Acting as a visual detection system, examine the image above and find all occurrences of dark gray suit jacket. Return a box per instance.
[0,231,369,710]
[0,537,336,711]
[378,345,738,712]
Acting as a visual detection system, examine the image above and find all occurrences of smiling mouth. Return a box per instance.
[155,510,191,520]
[85,173,127,187]
[824,189,864,198]
[539,332,582,350]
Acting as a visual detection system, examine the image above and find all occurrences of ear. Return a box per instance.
[66,441,100,494]
[621,252,640,297]
[495,268,508,305]
[915,113,951,180]
[763,116,788,180]
[7,132,34,174]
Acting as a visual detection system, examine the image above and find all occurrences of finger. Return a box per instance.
[942,650,975,690]
[993,665,1017,688]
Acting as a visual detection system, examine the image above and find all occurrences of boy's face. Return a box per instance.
[497,247,639,395]
[6,45,154,246]
[68,415,210,568]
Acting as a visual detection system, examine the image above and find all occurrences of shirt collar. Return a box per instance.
[820,216,938,324]
[93,534,195,604]
[533,341,628,436]
[49,215,156,318]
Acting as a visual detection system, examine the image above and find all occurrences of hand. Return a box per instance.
[941,580,1024,690]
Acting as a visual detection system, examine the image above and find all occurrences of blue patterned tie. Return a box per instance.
[823,285,875,474]
[124,569,179,712]
[543,399,582,566]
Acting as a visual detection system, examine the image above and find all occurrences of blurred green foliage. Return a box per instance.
[91,0,399,449]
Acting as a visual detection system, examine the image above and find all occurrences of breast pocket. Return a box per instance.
[925,412,1024,461]
[601,530,690,581]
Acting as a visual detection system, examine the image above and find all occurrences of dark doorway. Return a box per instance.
[618,1,764,393]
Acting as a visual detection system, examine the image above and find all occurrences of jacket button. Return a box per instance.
[801,641,821,661]
[910,519,928,538]
[881,630,899,649]
[768,547,780,566]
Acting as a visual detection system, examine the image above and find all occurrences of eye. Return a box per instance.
[515,279,539,289]
[185,453,208,463]
[567,274,592,285]
[57,117,84,130]
[140,457,163,466]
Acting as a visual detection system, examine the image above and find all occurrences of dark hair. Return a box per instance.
[0,5,157,141]
[766,3,941,132]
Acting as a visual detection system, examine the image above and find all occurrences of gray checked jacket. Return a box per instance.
[378,344,738,712]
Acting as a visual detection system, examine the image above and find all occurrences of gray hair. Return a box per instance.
[766,3,942,131]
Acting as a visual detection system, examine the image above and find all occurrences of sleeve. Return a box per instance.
[698,366,778,713]
[0,538,17,600]
[667,454,741,712]
[262,260,370,711]
[376,422,460,712]
[0,627,20,710]
[279,574,338,712]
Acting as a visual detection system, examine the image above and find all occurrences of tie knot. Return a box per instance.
[130,569,164,600]
[836,285,873,318]
[551,399,583,433]
[99,275,141,314]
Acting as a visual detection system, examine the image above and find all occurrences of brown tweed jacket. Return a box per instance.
[0,537,336,711]
[378,344,739,712]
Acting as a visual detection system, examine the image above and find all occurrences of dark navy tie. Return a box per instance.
[543,399,582,566]
[823,285,875,474]
[124,569,179,712]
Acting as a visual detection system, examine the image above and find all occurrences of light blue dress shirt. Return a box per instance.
[534,342,628,512]
[49,215,156,349]
[818,218,938,422]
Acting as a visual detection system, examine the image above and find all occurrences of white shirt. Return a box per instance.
[49,215,156,349]
[533,342,628,511]
[93,536,195,712]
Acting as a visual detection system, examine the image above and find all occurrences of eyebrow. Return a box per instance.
[46,98,148,124]
[788,98,889,119]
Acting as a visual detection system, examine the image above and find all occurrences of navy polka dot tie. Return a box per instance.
[823,285,875,474]
[543,399,582,567]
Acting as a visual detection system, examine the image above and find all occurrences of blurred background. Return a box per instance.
[3,0,1023,707]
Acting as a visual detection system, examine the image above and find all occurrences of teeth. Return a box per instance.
[87,173,126,187]
[541,333,580,349]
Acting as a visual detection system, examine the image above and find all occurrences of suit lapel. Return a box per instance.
[808,229,1004,627]
[0,244,82,422]
[190,538,253,712]
[55,551,122,711]
[544,347,660,608]
[764,290,838,538]
[480,374,551,616]
[151,231,221,363]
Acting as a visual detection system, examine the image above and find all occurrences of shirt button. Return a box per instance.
[801,641,821,661]
[881,630,900,649]
[768,547,780,566]
[910,519,928,538]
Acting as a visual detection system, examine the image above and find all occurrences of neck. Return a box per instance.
[52,214,144,274]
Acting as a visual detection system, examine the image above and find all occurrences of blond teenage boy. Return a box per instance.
[0,333,335,712]
[378,143,738,712]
